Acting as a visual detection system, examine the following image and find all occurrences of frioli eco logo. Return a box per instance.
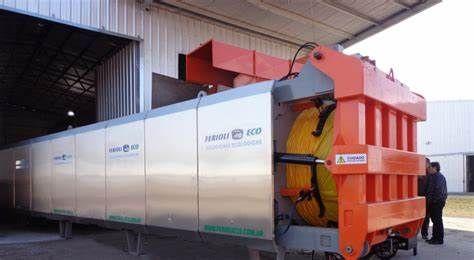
[204,127,263,150]
[108,143,140,158]
[53,154,73,165]
[231,129,244,140]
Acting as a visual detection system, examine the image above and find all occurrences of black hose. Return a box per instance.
[280,42,319,80]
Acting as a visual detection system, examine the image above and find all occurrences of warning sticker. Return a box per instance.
[335,153,367,165]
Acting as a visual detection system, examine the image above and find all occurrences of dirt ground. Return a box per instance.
[444,194,474,218]
[1,216,473,260]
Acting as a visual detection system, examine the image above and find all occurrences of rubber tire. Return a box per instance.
[374,240,398,260]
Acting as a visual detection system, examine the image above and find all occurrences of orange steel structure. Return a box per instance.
[186,40,304,90]
[316,45,426,258]
[186,40,426,259]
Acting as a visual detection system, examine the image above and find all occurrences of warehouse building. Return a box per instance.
[0,1,442,258]
[418,100,474,193]
[0,1,440,210]
[0,0,439,144]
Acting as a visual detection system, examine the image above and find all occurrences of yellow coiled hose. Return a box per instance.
[286,107,338,226]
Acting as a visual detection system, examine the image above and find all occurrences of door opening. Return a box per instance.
[467,155,474,192]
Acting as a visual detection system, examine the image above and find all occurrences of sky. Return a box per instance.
[345,0,474,102]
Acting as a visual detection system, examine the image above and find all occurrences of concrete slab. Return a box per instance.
[393,217,474,260]
[0,217,472,259]
[0,225,62,245]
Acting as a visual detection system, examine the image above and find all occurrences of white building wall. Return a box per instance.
[418,101,474,155]
[428,154,465,193]
[419,100,474,193]
[0,0,297,113]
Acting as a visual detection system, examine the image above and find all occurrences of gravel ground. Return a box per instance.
[0,217,473,260]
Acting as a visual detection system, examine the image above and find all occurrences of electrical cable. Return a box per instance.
[280,42,318,81]
[286,106,338,227]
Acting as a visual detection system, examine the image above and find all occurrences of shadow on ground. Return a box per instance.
[0,217,473,260]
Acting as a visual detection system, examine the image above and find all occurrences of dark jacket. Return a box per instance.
[426,172,447,204]
[418,175,428,196]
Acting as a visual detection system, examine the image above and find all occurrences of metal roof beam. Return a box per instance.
[392,0,411,10]
[1,66,95,86]
[317,0,380,26]
[159,0,304,46]
[68,43,129,108]
[246,0,353,39]
[19,30,75,99]
[10,24,53,89]
[38,36,97,107]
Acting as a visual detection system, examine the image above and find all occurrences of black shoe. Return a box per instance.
[427,239,443,245]
[421,235,428,240]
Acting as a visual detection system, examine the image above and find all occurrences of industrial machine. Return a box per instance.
[0,40,426,259]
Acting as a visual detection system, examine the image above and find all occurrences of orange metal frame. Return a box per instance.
[186,40,426,259]
[185,40,303,90]
[311,45,426,259]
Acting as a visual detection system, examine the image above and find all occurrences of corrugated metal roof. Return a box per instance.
[159,0,441,47]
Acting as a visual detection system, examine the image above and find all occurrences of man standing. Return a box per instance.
[426,162,448,245]
[420,158,431,239]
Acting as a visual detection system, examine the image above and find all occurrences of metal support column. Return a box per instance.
[124,230,143,256]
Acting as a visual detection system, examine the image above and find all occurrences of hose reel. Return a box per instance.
[278,106,338,227]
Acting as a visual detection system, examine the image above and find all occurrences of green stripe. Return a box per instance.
[204,224,264,237]
[53,208,74,216]
[108,215,142,224]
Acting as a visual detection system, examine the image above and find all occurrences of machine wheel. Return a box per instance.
[374,239,399,259]
[324,252,344,260]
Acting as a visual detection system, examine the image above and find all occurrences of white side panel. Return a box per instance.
[0,149,13,209]
[145,109,198,230]
[76,129,106,220]
[429,154,465,192]
[31,141,51,213]
[13,145,30,210]
[51,136,75,216]
[106,121,145,224]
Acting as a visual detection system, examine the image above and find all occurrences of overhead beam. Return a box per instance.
[9,25,52,92]
[317,0,380,26]
[18,30,75,104]
[246,0,353,39]
[392,0,410,10]
[69,42,131,108]
[158,0,304,46]
[39,36,97,108]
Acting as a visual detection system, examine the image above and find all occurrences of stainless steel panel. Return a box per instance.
[198,85,274,240]
[13,146,30,210]
[51,136,76,216]
[106,120,145,225]
[277,226,339,253]
[145,108,198,230]
[76,129,106,220]
[31,141,51,213]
